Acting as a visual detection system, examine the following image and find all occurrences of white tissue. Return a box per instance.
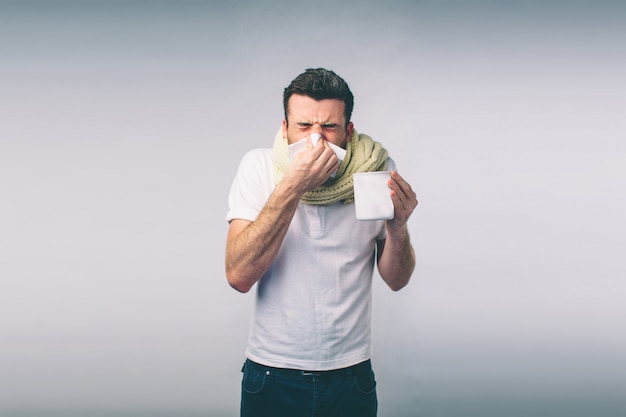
[287,138,308,159]
[310,133,321,145]
[288,136,346,162]
[288,135,346,178]
[326,142,347,161]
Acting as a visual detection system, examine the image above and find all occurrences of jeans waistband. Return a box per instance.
[244,358,372,378]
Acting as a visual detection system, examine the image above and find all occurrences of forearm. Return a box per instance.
[377,225,415,291]
[225,181,302,293]
[226,140,340,292]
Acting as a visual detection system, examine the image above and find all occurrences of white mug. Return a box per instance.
[353,171,394,220]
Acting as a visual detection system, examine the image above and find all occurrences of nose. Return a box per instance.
[311,124,323,135]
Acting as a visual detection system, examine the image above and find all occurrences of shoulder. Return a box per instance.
[227,148,275,222]
[238,148,274,168]
[233,148,274,179]
[232,148,275,187]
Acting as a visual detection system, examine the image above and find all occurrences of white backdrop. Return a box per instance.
[1,1,625,416]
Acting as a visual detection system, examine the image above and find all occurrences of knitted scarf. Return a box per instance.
[273,127,388,205]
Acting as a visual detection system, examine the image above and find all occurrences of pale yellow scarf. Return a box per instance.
[273,127,388,205]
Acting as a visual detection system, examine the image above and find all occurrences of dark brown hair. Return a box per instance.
[283,68,354,126]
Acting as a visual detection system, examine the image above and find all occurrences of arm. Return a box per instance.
[225,139,339,293]
[376,170,418,291]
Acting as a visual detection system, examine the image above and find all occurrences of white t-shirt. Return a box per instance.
[226,148,395,370]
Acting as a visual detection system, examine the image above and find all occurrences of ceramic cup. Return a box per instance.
[352,171,394,220]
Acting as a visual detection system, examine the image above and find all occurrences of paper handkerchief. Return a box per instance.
[288,134,347,162]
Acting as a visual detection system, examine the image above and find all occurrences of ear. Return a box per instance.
[282,119,288,138]
[346,122,354,142]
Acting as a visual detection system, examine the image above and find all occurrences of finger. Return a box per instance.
[322,152,339,175]
[390,170,407,186]
[312,139,335,160]
[390,189,410,216]
[390,172,417,205]
[320,141,339,163]
[390,171,412,195]
[390,183,417,219]
[388,177,410,203]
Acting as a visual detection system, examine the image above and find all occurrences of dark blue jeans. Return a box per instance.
[241,359,378,417]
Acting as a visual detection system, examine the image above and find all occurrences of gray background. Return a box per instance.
[1,1,625,416]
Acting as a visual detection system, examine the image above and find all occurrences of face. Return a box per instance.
[282,94,354,148]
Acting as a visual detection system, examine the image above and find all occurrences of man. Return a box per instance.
[225,68,417,417]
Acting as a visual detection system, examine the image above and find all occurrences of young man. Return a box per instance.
[225,68,417,417]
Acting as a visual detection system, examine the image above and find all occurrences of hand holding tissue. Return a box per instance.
[288,134,346,178]
[288,134,347,162]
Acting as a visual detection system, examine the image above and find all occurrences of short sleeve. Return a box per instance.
[226,149,275,222]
